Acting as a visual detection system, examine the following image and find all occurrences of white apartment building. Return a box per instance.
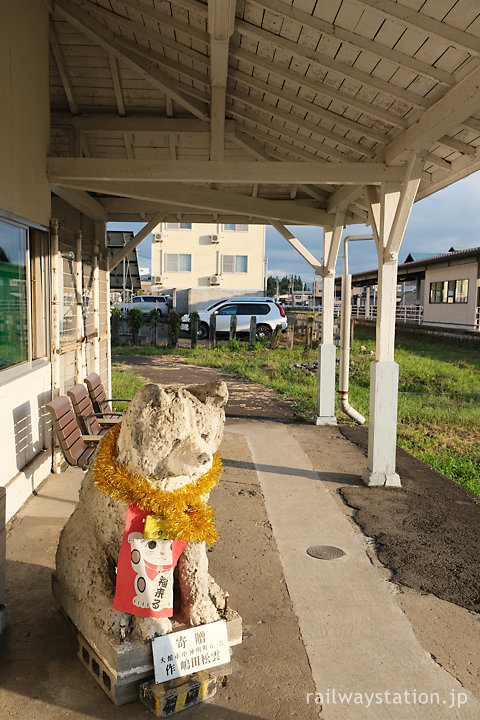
[151,222,265,311]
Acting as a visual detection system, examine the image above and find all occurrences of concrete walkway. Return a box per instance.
[1,415,479,719]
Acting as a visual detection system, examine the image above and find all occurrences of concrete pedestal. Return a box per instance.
[362,360,401,487]
[52,573,242,705]
[315,343,337,426]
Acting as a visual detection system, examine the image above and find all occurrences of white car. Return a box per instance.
[119,295,169,316]
[181,298,287,340]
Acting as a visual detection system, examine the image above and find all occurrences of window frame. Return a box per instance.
[165,222,192,230]
[221,254,248,274]
[429,278,469,304]
[222,223,248,232]
[165,253,192,273]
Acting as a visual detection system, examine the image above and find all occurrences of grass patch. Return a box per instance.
[111,331,480,496]
[111,366,148,411]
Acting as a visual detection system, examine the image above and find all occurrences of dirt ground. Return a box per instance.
[115,354,480,700]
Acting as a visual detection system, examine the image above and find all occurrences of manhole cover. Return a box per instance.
[306,545,346,560]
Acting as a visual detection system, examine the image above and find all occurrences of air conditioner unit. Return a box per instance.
[154,275,163,284]
[154,232,163,242]
[210,275,221,285]
[209,234,220,243]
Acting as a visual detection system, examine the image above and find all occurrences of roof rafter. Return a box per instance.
[230,46,408,129]
[228,68,388,145]
[236,17,432,110]
[108,54,126,116]
[49,23,79,115]
[55,0,209,121]
[51,185,107,221]
[248,0,455,87]
[353,0,480,57]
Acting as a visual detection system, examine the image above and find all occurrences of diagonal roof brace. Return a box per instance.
[270,221,325,276]
[109,214,165,271]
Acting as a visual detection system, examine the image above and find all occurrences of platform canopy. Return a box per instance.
[48,0,480,227]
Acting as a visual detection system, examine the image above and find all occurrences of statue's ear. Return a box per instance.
[186,381,228,408]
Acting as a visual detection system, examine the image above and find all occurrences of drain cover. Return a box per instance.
[306,545,346,560]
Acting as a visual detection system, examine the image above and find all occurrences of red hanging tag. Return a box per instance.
[113,505,187,618]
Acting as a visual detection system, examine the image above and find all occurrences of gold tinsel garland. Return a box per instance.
[93,422,221,545]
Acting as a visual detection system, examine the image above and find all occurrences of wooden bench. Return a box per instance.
[46,396,102,469]
[84,372,131,414]
[67,384,120,436]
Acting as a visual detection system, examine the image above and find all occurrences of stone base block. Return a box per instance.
[52,573,242,706]
[362,468,401,487]
[314,415,337,426]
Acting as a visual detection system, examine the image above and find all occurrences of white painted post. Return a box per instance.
[363,157,422,486]
[315,227,339,426]
[362,258,401,487]
[365,286,370,319]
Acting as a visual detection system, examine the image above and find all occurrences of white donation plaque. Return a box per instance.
[152,620,231,684]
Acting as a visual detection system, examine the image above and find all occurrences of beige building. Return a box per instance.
[151,222,265,310]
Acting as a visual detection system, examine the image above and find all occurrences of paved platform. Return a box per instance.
[1,410,479,719]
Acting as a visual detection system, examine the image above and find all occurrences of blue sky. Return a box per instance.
[108,170,480,281]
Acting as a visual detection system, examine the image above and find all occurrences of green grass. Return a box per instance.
[111,365,147,411]
[111,331,480,496]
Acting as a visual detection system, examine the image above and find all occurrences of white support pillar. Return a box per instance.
[74,230,86,383]
[362,154,423,486]
[315,222,343,425]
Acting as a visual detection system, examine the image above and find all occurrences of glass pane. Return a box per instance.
[447,280,455,303]
[178,254,191,271]
[223,224,235,231]
[235,255,248,272]
[455,279,468,303]
[236,224,248,231]
[222,255,235,273]
[0,221,28,369]
[179,223,191,229]
[165,254,179,271]
[60,255,76,343]
[217,304,237,315]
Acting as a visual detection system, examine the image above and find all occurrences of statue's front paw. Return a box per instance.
[131,616,172,641]
[184,599,220,627]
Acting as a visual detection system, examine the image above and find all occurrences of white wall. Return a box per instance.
[151,223,265,291]
[1,361,52,521]
[0,0,50,226]
[423,261,479,329]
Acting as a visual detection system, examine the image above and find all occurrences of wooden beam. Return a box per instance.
[325,211,345,273]
[49,24,79,115]
[51,114,234,136]
[384,153,424,258]
[109,54,126,116]
[248,0,454,87]
[417,147,480,202]
[381,65,480,164]
[55,0,209,121]
[270,221,323,273]
[52,180,338,225]
[236,17,431,110]
[109,214,165,270]
[51,185,107,221]
[208,0,236,161]
[327,185,364,213]
[353,0,480,57]
[47,158,407,185]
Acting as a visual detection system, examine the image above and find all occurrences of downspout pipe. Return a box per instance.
[338,236,369,425]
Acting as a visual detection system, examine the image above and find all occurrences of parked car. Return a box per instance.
[181,299,287,340]
[118,295,169,315]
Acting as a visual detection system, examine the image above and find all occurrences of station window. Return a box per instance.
[165,253,192,272]
[222,255,248,273]
[429,279,469,304]
[0,220,28,370]
[165,223,192,230]
[223,224,248,232]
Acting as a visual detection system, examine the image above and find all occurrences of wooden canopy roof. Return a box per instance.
[48,0,480,226]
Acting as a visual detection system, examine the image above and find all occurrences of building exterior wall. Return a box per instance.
[151,223,265,305]
[422,261,479,329]
[0,0,50,227]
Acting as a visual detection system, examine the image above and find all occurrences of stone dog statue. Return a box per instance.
[55,381,228,642]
